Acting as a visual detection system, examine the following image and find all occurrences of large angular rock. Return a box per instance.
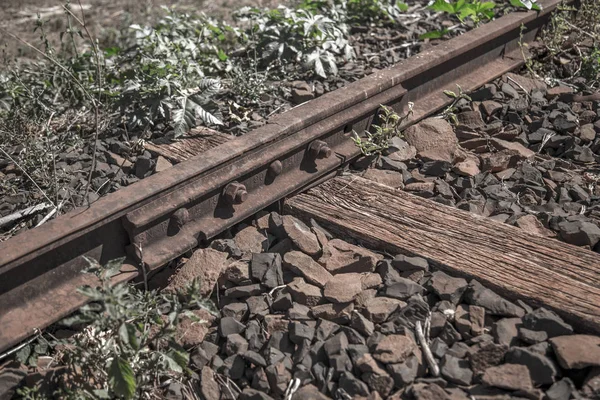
[222,260,251,285]
[175,309,215,348]
[505,347,558,385]
[200,367,221,399]
[311,302,354,324]
[287,278,323,306]
[387,353,423,387]
[373,334,417,364]
[429,271,468,304]
[522,308,573,338]
[361,297,406,324]
[391,254,429,271]
[282,215,321,256]
[251,253,283,289]
[468,342,507,377]
[166,248,228,296]
[465,280,524,317]
[480,150,519,172]
[323,273,363,303]
[490,138,535,160]
[546,378,578,400]
[235,225,269,253]
[363,168,404,189]
[385,278,425,300]
[319,239,382,274]
[515,214,556,238]
[557,219,600,247]
[493,317,522,347]
[440,355,473,386]
[550,335,600,369]
[403,118,458,162]
[284,251,333,288]
[292,384,331,400]
[481,364,533,392]
[338,371,369,397]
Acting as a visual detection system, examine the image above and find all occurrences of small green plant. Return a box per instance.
[236,6,353,78]
[299,0,409,24]
[352,103,413,155]
[428,0,496,25]
[439,85,472,124]
[509,0,541,11]
[582,48,600,85]
[14,256,216,399]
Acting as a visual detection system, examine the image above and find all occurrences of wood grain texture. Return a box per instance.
[144,127,231,163]
[285,175,600,333]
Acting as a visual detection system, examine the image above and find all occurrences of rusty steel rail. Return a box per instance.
[0,0,564,352]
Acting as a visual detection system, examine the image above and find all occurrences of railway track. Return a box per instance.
[0,0,580,353]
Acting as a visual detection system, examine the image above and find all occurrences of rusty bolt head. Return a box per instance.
[170,208,189,232]
[268,160,283,177]
[223,182,248,205]
[308,140,332,159]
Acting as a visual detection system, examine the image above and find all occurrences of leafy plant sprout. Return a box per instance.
[422,0,541,39]
[14,256,217,399]
[438,85,472,124]
[352,103,413,156]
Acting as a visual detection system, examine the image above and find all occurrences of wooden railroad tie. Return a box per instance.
[285,175,600,333]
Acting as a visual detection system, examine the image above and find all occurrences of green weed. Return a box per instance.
[14,257,216,400]
[353,103,413,155]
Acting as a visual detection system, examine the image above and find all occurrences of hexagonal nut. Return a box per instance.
[223,182,248,205]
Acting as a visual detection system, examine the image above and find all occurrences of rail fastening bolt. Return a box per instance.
[268,160,283,177]
[170,208,189,232]
[223,182,248,204]
[308,140,332,159]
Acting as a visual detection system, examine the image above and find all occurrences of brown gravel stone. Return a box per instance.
[292,384,331,400]
[480,150,518,173]
[356,353,388,375]
[361,273,382,290]
[550,335,600,369]
[354,288,378,309]
[200,366,220,399]
[319,239,382,274]
[404,182,436,192]
[453,157,480,177]
[468,342,507,377]
[324,273,363,303]
[404,118,458,162]
[221,259,251,285]
[515,214,556,238]
[546,85,573,99]
[287,278,323,307]
[166,248,229,296]
[234,225,269,253]
[282,215,321,256]
[429,271,468,305]
[480,100,503,117]
[490,138,534,160]
[361,297,405,323]
[481,363,533,392]
[175,309,215,348]
[504,73,546,93]
[284,251,333,288]
[373,334,417,364]
[311,302,354,324]
[363,169,404,189]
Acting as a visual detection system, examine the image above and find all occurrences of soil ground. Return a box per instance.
[0,0,285,59]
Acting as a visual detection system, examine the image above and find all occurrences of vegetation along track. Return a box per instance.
[0,0,573,353]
